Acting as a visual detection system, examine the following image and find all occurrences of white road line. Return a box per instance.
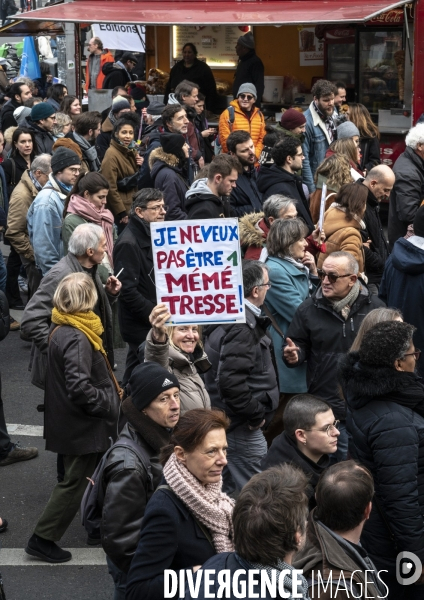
[0,548,107,566]
[6,424,43,436]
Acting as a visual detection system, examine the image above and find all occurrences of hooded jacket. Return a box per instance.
[229,165,262,217]
[339,352,424,571]
[149,147,189,221]
[239,212,269,260]
[102,61,136,90]
[185,178,231,220]
[379,237,424,376]
[218,100,265,159]
[102,138,139,218]
[317,204,365,273]
[257,164,314,234]
[0,97,20,131]
[233,49,265,107]
[25,119,55,155]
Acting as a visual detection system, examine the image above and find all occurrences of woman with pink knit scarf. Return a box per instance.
[126,409,235,600]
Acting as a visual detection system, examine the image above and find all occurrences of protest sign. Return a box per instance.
[151,219,245,325]
[318,183,327,232]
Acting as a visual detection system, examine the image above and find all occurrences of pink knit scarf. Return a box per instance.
[163,452,235,553]
[67,194,115,268]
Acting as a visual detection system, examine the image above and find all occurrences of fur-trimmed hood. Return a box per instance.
[239,212,266,247]
[149,146,180,170]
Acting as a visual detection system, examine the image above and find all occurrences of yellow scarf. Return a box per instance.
[51,308,106,355]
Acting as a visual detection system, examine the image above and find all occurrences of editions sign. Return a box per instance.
[91,24,145,52]
[151,219,245,326]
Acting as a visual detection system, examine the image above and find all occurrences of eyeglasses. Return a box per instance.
[239,94,255,101]
[304,420,340,436]
[67,168,80,174]
[144,204,168,212]
[403,349,421,361]
[258,281,271,288]
[294,151,304,157]
[317,270,353,284]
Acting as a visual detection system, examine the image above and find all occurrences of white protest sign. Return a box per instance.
[151,219,245,326]
[92,24,146,52]
[318,183,327,232]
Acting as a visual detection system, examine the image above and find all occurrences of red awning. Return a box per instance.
[16,0,410,26]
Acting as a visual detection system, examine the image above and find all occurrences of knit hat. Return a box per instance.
[237,31,255,49]
[13,106,31,126]
[160,132,186,156]
[280,108,306,131]
[129,362,180,411]
[112,95,131,114]
[337,121,360,140]
[52,137,83,160]
[147,101,165,115]
[121,52,138,65]
[237,83,257,99]
[129,84,147,101]
[414,206,424,237]
[51,146,81,174]
[30,102,56,122]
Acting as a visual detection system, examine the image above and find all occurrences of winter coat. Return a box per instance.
[5,170,37,261]
[302,102,336,193]
[359,136,381,173]
[149,147,189,221]
[95,116,113,162]
[144,330,211,413]
[309,173,340,224]
[0,98,20,131]
[362,186,389,285]
[264,256,315,393]
[239,212,268,260]
[194,113,214,163]
[218,100,265,159]
[257,164,314,234]
[102,138,139,218]
[102,61,136,90]
[185,178,231,220]
[339,353,424,571]
[284,285,385,419]
[2,153,29,196]
[137,128,162,190]
[203,305,279,430]
[125,484,216,600]
[262,432,330,509]
[25,120,55,155]
[164,58,219,112]
[113,215,156,346]
[388,146,424,247]
[379,237,424,377]
[229,165,262,217]
[101,400,171,574]
[317,205,365,273]
[233,50,265,106]
[85,50,114,91]
[294,509,386,599]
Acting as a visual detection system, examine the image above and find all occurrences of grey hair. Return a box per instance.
[68,223,104,257]
[30,154,51,174]
[130,188,164,215]
[263,195,296,223]
[324,251,359,275]
[149,114,162,123]
[52,112,72,137]
[15,76,35,92]
[242,260,268,298]
[405,123,424,149]
[175,79,198,102]
[266,218,308,257]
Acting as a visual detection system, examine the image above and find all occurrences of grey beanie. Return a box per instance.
[237,83,257,99]
[337,121,360,140]
[13,106,31,126]
[238,31,255,49]
[51,147,81,174]
[147,101,165,115]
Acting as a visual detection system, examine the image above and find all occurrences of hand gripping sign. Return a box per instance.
[151,219,246,325]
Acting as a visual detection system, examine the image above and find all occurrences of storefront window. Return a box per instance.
[327,43,355,86]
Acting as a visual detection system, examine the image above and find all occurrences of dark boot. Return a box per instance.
[25,533,72,563]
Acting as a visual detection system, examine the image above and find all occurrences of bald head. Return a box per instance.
[363,165,395,202]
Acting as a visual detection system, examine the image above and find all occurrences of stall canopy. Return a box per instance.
[16,0,411,26]
[0,18,63,36]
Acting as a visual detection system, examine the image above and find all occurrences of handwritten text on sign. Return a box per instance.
[151,219,245,325]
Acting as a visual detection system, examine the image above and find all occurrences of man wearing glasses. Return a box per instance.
[283,251,384,462]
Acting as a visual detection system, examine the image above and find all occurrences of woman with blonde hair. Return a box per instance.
[348,103,381,173]
[350,307,403,352]
[146,304,211,413]
[25,272,120,564]
[310,154,354,224]
[328,137,363,180]
[52,112,72,140]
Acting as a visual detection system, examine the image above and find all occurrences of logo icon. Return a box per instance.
[396,551,421,585]
[162,378,173,387]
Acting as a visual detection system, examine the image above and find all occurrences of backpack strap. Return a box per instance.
[262,305,285,340]
[48,325,61,344]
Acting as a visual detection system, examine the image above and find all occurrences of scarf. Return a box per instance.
[331,280,361,320]
[313,100,336,143]
[245,298,261,317]
[163,452,235,553]
[51,308,106,355]
[109,109,118,127]
[47,173,68,200]
[72,132,101,172]
[283,256,314,293]
[116,60,131,80]
[330,202,366,229]
[29,170,43,192]
[237,554,309,600]
[67,194,115,268]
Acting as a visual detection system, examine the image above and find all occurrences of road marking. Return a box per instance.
[0,548,107,566]
[6,424,43,437]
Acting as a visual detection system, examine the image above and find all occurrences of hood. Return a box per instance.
[256,164,294,194]
[101,116,113,133]
[391,237,424,275]
[323,205,362,238]
[149,146,181,172]
[239,212,266,247]
[102,61,122,75]
[167,93,179,105]
[185,177,216,200]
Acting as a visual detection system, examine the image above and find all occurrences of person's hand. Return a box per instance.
[311,225,326,245]
[120,215,129,225]
[105,275,122,296]
[363,238,372,249]
[284,337,300,364]
[198,156,205,169]
[302,251,317,275]
[141,107,148,122]
[193,566,202,573]
[248,419,266,431]
[136,154,144,166]
[201,128,215,137]
[149,303,171,342]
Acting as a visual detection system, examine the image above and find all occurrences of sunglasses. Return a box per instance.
[239,94,255,101]
[317,269,353,284]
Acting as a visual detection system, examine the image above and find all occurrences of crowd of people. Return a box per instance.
[0,29,424,600]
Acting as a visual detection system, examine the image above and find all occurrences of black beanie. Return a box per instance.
[160,132,186,157]
[414,206,424,237]
[51,147,81,174]
[129,362,180,411]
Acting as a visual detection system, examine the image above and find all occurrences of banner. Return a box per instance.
[92,24,145,52]
[20,37,41,80]
[151,219,245,326]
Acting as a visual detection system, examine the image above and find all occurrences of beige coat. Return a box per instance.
[101,138,138,217]
[5,170,38,261]
[317,204,365,273]
[144,330,211,414]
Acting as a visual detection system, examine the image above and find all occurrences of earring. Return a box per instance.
[142,409,147,415]
[303,441,307,445]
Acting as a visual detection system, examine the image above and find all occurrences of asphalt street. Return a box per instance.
[0,309,128,600]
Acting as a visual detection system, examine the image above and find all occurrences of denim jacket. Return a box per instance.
[302,102,334,193]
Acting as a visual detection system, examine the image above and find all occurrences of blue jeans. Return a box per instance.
[223,423,267,495]
[107,556,127,600]
[0,249,6,293]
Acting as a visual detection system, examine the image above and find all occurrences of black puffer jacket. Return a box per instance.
[359,136,380,173]
[339,352,424,571]
[284,286,385,419]
[203,306,279,430]
[362,186,390,285]
[149,147,189,221]
[101,398,171,573]
[229,166,263,217]
[0,98,20,131]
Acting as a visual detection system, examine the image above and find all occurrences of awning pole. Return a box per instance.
[404,3,412,66]
[154,25,158,68]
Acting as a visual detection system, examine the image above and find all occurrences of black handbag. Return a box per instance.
[0,290,10,342]
[117,172,138,192]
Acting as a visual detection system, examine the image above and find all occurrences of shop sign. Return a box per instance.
[92,24,146,52]
[367,9,404,25]
[298,26,324,66]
